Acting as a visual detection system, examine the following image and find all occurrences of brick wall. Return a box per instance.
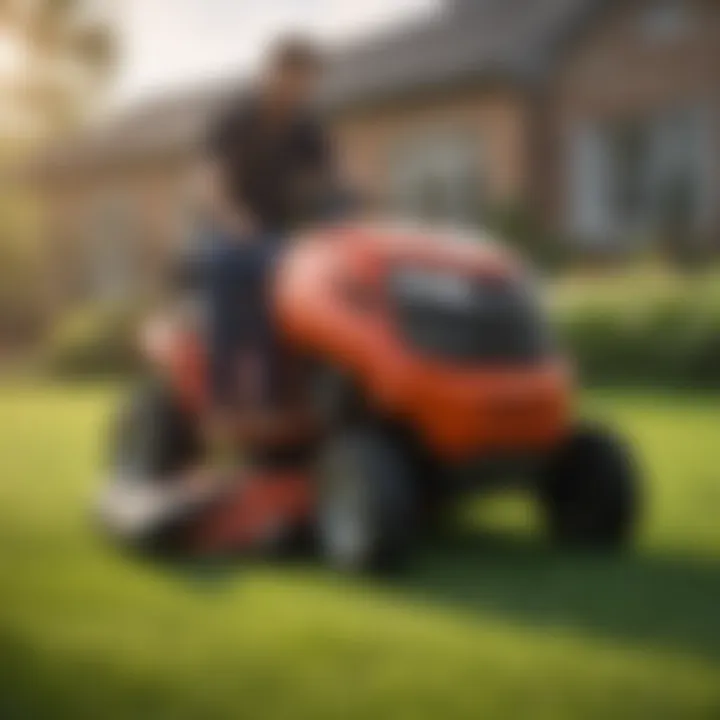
[332,87,531,211]
[547,0,720,246]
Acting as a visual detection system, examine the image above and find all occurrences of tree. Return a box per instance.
[0,1,118,348]
[0,0,117,139]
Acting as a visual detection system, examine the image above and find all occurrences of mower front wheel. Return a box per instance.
[317,428,415,574]
[540,425,640,549]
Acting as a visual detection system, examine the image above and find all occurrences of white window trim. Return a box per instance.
[567,103,714,247]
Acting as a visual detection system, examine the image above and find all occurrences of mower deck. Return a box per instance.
[97,468,314,557]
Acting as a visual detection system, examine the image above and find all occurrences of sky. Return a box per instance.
[112,0,437,107]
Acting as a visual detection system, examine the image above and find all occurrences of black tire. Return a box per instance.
[540,424,640,548]
[307,360,363,428]
[317,427,415,574]
[99,382,203,555]
[111,381,201,482]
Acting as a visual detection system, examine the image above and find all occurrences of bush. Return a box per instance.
[43,301,146,379]
[0,194,48,346]
[42,269,720,389]
[554,271,720,388]
[484,200,571,273]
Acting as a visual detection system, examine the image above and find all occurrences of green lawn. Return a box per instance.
[1,385,719,719]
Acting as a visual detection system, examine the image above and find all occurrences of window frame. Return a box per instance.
[388,126,484,227]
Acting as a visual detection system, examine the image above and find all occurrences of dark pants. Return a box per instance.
[198,231,284,410]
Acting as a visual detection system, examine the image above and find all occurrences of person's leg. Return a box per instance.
[202,232,314,451]
[247,238,287,410]
[204,235,254,411]
[203,232,285,415]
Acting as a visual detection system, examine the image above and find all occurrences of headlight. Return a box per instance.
[392,267,475,307]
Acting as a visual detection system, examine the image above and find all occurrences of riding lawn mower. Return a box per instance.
[98,223,640,573]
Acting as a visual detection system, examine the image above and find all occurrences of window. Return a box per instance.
[389,129,483,226]
[646,108,712,234]
[568,106,712,245]
[641,1,691,42]
[608,120,654,234]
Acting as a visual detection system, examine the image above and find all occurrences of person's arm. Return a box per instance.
[288,116,335,225]
[305,117,334,195]
[197,159,256,237]
[303,118,362,222]
[202,102,257,237]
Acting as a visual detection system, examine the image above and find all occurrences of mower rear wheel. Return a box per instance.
[317,427,415,574]
[111,381,201,481]
[540,425,640,548]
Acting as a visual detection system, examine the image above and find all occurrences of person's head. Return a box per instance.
[261,35,324,110]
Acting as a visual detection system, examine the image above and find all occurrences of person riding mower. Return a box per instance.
[97,222,641,573]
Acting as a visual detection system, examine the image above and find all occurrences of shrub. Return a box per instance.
[42,269,720,389]
[553,271,720,388]
[484,200,571,273]
[43,301,146,379]
[0,198,48,345]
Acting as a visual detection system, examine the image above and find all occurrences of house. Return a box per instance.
[35,0,720,303]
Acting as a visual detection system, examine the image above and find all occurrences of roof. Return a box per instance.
[320,0,601,109]
[37,0,603,175]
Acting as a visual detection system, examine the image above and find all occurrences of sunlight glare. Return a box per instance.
[0,31,24,80]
